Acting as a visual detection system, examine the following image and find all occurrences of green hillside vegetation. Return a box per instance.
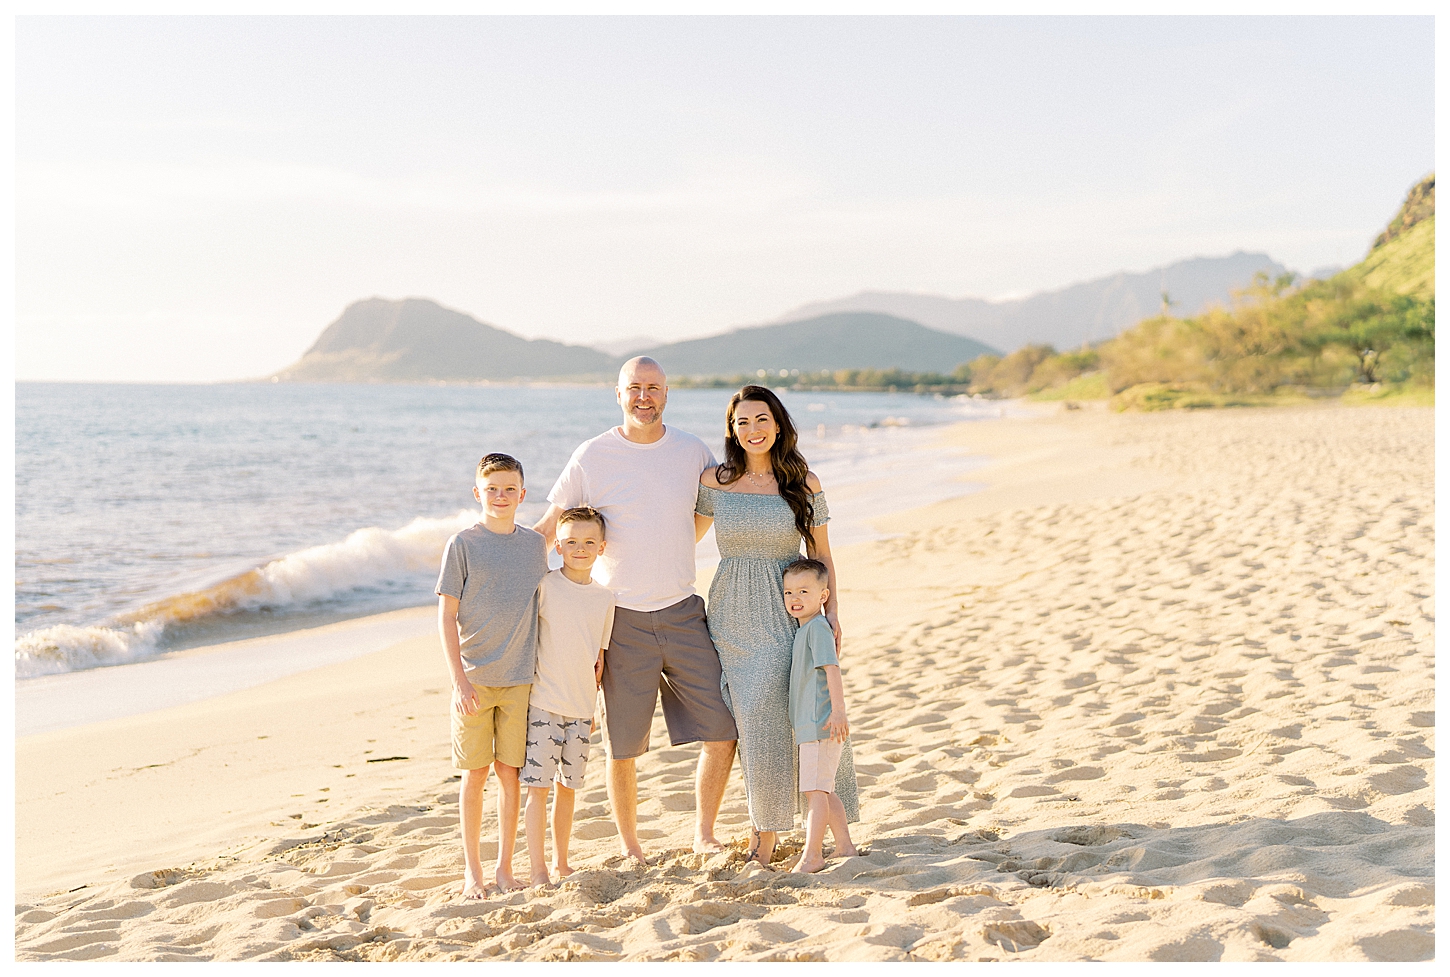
[1350,215,1434,299]
[954,174,1434,409]
[673,366,973,393]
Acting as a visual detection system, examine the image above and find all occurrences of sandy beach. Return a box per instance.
[13,403,1434,962]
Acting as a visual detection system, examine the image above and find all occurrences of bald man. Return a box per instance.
[534,357,738,860]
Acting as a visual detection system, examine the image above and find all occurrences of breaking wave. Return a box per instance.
[15,509,480,678]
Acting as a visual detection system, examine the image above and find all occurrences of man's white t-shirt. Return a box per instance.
[548,425,717,612]
[532,569,616,720]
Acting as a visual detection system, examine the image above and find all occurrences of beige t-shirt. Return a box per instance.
[531,569,616,720]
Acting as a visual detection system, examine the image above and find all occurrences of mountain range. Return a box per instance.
[776,251,1291,353]
[270,250,1299,382]
[271,302,994,382]
[626,312,996,376]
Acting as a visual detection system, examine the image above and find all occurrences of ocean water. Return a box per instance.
[15,382,999,679]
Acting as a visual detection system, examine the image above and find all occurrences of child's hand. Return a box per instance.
[826,709,849,743]
[453,682,479,717]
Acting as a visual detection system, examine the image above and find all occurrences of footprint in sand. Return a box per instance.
[981,918,1050,952]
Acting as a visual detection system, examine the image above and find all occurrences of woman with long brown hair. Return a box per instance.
[694,385,859,868]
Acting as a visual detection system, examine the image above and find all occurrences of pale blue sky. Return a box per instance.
[16,15,1435,382]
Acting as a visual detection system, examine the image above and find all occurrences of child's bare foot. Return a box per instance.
[459,867,490,900]
[791,851,827,874]
[496,867,526,892]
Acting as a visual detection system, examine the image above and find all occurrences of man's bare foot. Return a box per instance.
[553,863,575,878]
[530,869,552,887]
[791,851,827,874]
[496,868,526,892]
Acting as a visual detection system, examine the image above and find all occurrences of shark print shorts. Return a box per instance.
[519,704,593,791]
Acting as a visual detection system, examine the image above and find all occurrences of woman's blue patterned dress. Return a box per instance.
[695,484,859,831]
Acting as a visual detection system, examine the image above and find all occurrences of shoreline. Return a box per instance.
[14,606,437,737]
[15,402,1434,961]
[17,410,1000,720]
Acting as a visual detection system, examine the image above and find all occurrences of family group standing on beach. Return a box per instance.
[437,356,860,898]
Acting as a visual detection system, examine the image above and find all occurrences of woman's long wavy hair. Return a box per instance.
[717,385,816,543]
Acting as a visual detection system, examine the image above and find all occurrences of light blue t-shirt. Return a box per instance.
[789,614,840,744]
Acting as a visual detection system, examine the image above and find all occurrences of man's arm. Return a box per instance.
[439,594,478,716]
[532,503,567,549]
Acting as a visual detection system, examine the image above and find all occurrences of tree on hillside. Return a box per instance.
[1304,291,1434,385]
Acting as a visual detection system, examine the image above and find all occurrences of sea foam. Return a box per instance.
[15,509,481,678]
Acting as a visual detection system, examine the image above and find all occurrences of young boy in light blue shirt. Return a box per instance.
[783,558,858,874]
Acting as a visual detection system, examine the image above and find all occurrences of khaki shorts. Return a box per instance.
[600,595,739,760]
[451,683,531,770]
[799,739,844,794]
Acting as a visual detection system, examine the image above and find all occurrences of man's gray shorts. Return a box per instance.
[600,594,739,760]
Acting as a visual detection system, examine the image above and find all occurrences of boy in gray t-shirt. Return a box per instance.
[436,453,547,898]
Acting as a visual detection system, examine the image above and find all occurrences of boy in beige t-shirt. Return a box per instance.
[521,507,616,885]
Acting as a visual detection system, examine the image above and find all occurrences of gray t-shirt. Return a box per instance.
[435,523,548,687]
[789,614,840,744]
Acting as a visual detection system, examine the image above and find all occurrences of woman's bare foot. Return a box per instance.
[496,867,526,892]
[553,863,575,878]
[834,842,859,857]
[530,868,552,887]
[791,851,827,874]
[745,829,778,869]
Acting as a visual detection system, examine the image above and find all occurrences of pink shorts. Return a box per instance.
[798,739,844,794]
